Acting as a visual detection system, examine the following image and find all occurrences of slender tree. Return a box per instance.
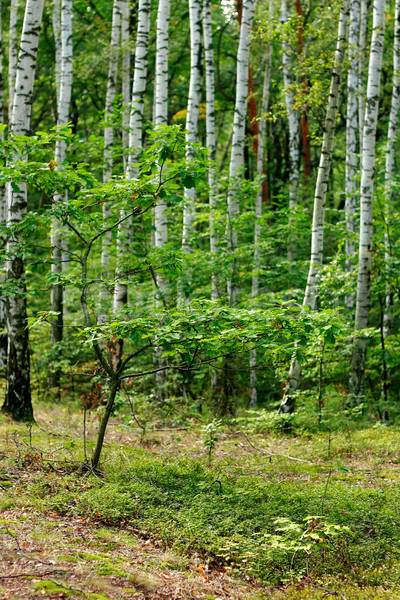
[203,0,219,301]
[180,0,202,303]
[383,0,400,341]
[349,0,386,402]
[8,0,19,118]
[154,0,170,302]
[250,0,273,407]
[100,0,122,321]
[227,0,256,306]
[281,0,300,261]
[50,0,73,388]
[345,0,361,309]
[0,0,6,373]
[52,0,62,103]
[2,0,45,421]
[114,0,151,313]
[280,0,350,413]
[358,0,367,154]
[121,0,130,169]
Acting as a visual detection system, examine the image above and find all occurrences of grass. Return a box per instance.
[1,402,400,598]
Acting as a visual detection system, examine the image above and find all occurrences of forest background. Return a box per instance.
[1,0,400,597]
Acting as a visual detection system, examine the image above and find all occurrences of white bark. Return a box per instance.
[154,0,170,302]
[383,0,400,339]
[203,0,218,301]
[280,0,349,413]
[227,0,255,306]
[114,0,151,313]
[358,0,367,154]
[3,0,44,419]
[100,0,122,320]
[180,0,202,302]
[250,0,273,408]
[121,0,130,168]
[51,0,72,354]
[52,0,61,103]
[8,0,19,118]
[0,1,6,372]
[349,0,386,401]
[281,0,300,262]
[344,0,360,310]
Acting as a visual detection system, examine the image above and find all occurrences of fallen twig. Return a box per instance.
[240,435,313,464]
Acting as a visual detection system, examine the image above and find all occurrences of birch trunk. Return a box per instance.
[281,0,300,262]
[8,0,19,118]
[114,0,151,313]
[383,0,400,340]
[180,0,202,303]
[358,0,367,154]
[121,0,130,169]
[280,0,349,413]
[100,0,122,321]
[2,0,44,421]
[52,0,61,104]
[0,1,6,373]
[227,0,255,306]
[50,0,72,388]
[349,0,386,402]
[250,0,273,407]
[203,0,219,301]
[154,0,170,302]
[344,0,361,310]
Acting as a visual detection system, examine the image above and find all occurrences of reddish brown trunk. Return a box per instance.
[294,0,312,178]
[236,0,269,204]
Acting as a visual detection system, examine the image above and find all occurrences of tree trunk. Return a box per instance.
[203,0,219,301]
[2,0,45,422]
[180,0,202,303]
[280,0,349,413]
[0,0,6,374]
[121,0,130,171]
[358,0,367,155]
[250,0,273,408]
[154,0,170,303]
[383,0,400,341]
[344,0,361,310]
[50,0,73,390]
[227,0,255,306]
[8,0,19,119]
[281,0,300,262]
[153,0,170,396]
[294,0,312,179]
[100,0,122,322]
[349,0,386,403]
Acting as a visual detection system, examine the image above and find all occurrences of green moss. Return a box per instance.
[33,580,74,596]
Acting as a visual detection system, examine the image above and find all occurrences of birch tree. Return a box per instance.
[121,0,130,168]
[281,0,300,261]
[383,0,400,341]
[154,0,170,302]
[180,0,202,303]
[50,0,73,387]
[52,0,61,103]
[345,0,361,309]
[100,0,122,320]
[358,0,367,153]
[114,0,151,313]
[227,0,255,306]
[250,0,273,407]
[2,0,44,421]
[280,0,350,413]
[8,0,19,117]
[0,1,6,372]
[203,0,218,301]
[348,0,386,402]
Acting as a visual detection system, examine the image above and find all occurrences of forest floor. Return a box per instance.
[1,402,400,599]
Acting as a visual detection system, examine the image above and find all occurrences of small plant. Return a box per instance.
[202,419,222,465]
